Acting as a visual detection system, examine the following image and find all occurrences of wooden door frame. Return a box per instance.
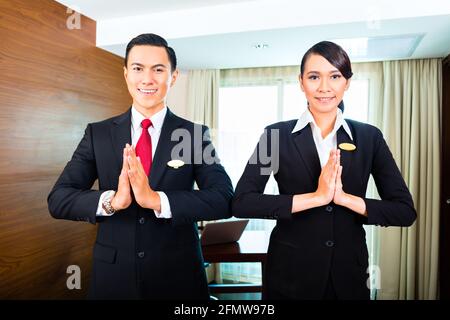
[440,55,450,300]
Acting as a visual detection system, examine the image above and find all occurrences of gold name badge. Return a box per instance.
[338,143,356,151]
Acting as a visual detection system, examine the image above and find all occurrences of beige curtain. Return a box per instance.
[370,59,441,299]
[186,69,222,284]
[351,62,383,299]
[187,69,220,137]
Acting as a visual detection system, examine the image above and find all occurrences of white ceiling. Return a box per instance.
[57,0,450,70]
[62,0,255,19]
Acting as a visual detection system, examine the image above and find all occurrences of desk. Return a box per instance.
[201,230,270,294]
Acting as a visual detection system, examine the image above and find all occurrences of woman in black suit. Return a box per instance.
[232,41,416,300]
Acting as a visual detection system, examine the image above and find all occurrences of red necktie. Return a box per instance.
[135,119,153,176]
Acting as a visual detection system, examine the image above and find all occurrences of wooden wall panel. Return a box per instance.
[0,0,131,298]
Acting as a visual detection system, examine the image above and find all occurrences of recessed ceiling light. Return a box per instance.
[330,34,424,60]
[253,44,269,49]
[332,37,369,57]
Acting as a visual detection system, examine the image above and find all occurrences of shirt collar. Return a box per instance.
[131,105,167,132]
[291,107,353,140]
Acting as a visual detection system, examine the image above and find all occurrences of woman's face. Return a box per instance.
[299,54,350,115]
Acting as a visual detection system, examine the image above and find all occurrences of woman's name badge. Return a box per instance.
[338,143,356,151]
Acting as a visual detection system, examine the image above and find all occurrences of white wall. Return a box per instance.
[167,70,190,120]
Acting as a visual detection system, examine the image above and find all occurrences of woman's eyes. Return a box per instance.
[308,75,342,80]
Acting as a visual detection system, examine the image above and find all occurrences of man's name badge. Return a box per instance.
[167,159,185,169]
[338,143,356,151]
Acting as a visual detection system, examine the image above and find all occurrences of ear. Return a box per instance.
[123,66,128,81]
[169,69,179,87]
[344,77,351,91]
[298,74,305,92]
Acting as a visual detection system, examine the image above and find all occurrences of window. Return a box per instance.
[218,86,278,190]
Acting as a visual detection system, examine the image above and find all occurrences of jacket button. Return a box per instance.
[325,240,334,247]
[137,251,145,258]
[326,206,333,212]
[139,217,145,224]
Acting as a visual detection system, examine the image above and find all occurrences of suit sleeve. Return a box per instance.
[47,124,102,224]
[364,128,417,227]
[164,126,234,226]
[232,128,293,220]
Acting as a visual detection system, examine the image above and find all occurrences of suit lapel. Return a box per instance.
[336,125,354,182]
[150,108,183,189]
[292,125,321,181]
[111,108,132,170]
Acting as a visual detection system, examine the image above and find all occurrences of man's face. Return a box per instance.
[124,45,178,115]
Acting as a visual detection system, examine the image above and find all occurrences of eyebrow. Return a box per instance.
[307,70,341,75]
[130,63,168,69]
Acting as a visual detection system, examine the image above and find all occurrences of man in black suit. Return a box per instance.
[48,33,233,299]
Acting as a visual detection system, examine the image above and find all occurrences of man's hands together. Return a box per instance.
[111,144,161,212]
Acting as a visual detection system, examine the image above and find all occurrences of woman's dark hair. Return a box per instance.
[124,33,177,72]
[300,41,352,112]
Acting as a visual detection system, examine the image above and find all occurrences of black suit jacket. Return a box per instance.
[48,108,233,299]
[232,119,416,300]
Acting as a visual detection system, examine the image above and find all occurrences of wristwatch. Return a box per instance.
[101,191,116,215]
